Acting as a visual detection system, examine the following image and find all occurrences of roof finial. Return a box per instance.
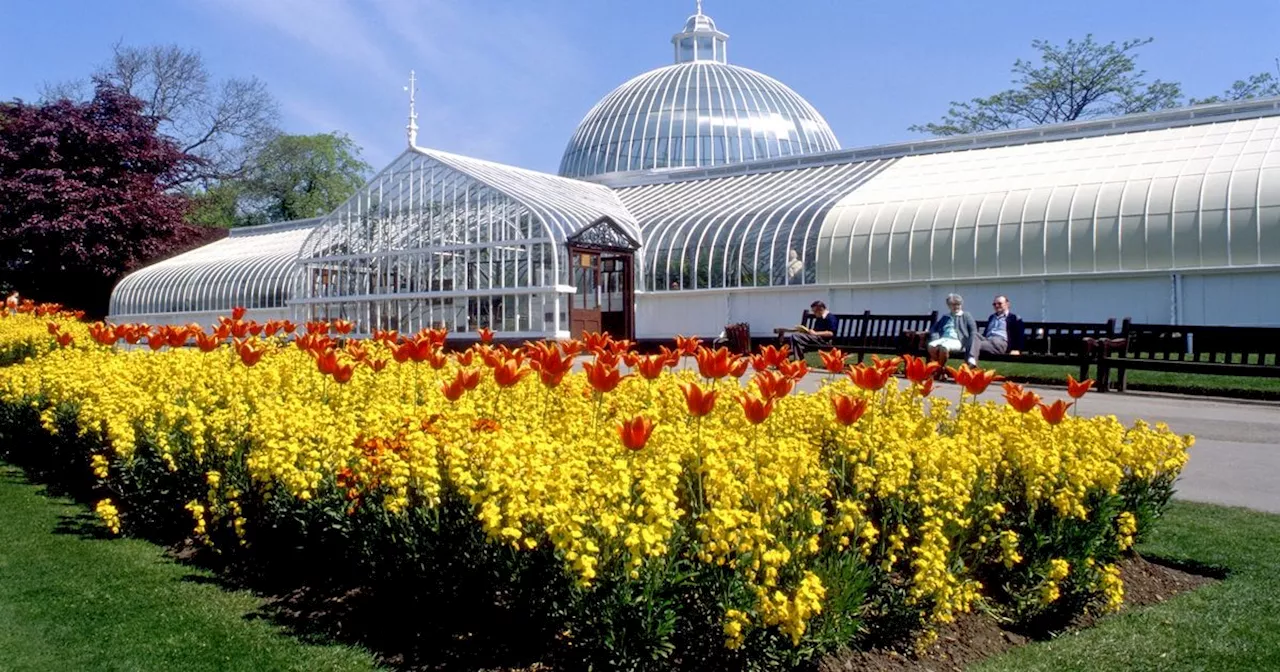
[695,0,703,15]
[404,70,419,147]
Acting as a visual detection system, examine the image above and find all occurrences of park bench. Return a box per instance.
[1100,319,1280,392]
[973,318,1118,382]
[797,309,938,363]
[898,318,1118,382]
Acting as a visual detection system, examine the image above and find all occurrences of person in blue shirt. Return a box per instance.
[973,295,1024,365]
[776,300,836,360]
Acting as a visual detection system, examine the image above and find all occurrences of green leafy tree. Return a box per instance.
[1191,61,1280,104]
[237,132,371,225]
[910,36,1183,136]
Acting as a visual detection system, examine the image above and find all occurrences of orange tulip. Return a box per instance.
[1002,382,1041,413]
[753,370,795,401]
[146,331,167,351]
[247,322,264,337]
[231,306,246,321]
[870,355,902,375]
[280,320,297,335]
[332,319,355,335]
[584,359,627,394]
[315,349,340,376]
[948,364,1001,396]
[55,331,74,348]
[88,322,118,346]
[305,320,330,335]
[617,416,655,451]
[559,339,585,358]
[532,350,575,387]
[1067,374,1095,399]
[777,358,809,381]
[901,354,940,385]
[461,367,481,390]
[819,348,847,374]
[674,334,701,357]
[441,371,469,401]
[751,344,791,372]
[831,394,869,425]
[695,346,738,379]
[331,361,356,384]
[492,358,530,388]
[847,364,893,392]
[367,358,388,372]
[917,378,935,397]
[679,382,718,417]
[738,393,775,424]
[195,332,221,353]
[46,321,60,336]
[424,347,449,370]
[607,339,634,355]
[237,341,266,367]
[478,327,495,344]
[633,354,671,380]
[1039,399,1073,425]
[583,331,612,354]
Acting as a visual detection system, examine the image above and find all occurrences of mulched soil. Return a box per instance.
[212,551,1215,671]
[822,555,1218,672]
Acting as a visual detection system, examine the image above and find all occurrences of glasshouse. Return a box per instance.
[109,5,1280,338]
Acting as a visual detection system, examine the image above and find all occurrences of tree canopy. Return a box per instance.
[42,43,279,190]
[239,132,371,225]
[911,36,1279,136]
[0,84,221,315]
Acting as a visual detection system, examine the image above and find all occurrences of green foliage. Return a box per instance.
[911,36,1183,136]
[1191,68,1280,105]
[238,132,371,225]
[0,461,378,672]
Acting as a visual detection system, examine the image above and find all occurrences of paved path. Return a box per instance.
[788,374,1280,514]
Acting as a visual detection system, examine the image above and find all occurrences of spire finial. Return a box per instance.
[404,70,419,147]
[695,0,703,15]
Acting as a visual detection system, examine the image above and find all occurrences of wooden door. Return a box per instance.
[569,249,602,338]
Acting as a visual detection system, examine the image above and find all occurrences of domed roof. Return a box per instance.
[558,6,839,179]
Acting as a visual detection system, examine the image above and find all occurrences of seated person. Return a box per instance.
[973,294,1024,363]
[775,300,835,360]
[927,293,978,368]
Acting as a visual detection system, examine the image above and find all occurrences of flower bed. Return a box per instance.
[0,307,1191,670]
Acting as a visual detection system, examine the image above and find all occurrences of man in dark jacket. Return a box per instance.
[776,300,836,360]
[972,295,1024,365]
[927,293,978,368]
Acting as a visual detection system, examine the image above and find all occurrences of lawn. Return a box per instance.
[0,463,380,672]
[976,500,1280,671]
[805,353,1280,398]
[4,457,1277,671]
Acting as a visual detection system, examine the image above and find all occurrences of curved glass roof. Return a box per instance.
[108,219,318,322]
[558,7,838,179]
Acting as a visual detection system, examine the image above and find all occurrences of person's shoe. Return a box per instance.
[966,357,977,367]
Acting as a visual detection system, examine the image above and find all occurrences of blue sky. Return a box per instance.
[3,1,1278,172]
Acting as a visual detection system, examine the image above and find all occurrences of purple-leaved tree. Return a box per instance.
[0,82,224,316]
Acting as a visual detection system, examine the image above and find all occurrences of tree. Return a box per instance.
[910,36,1183,136]
[42,43,279,190]
[236,133,371,225]
[0,84,222,315]
[1191,61,1280,104]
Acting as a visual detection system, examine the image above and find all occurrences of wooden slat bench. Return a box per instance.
[899,318,1117,382]
[974,319,1118,382]
[1102,319,1280,392]
[798,309,938,363]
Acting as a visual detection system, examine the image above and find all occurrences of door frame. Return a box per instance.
[566,217,640,342]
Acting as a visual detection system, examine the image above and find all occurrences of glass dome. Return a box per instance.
[558,6,839,179]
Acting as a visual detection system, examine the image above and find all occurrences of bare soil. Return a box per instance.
[822,555,1217,672]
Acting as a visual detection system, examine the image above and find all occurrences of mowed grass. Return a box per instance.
[975,500,1280,672]
[0,463,381,672]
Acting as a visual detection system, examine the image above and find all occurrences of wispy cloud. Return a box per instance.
[204,0,589,170]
